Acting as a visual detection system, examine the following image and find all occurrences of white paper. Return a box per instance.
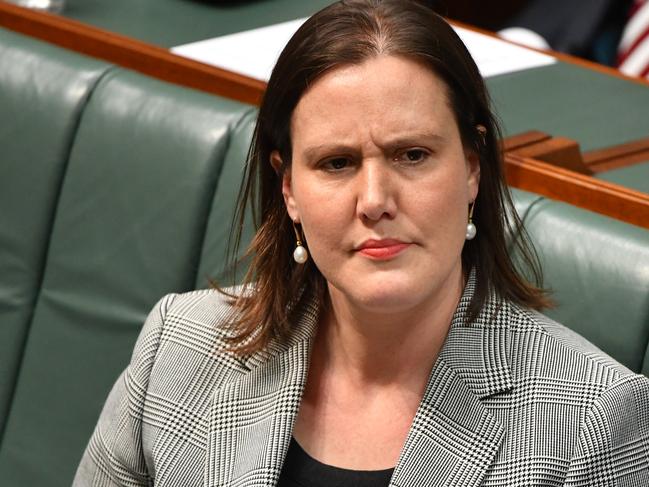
[171,18,556,82]
[454,27,556,78]
[171,18,305,82]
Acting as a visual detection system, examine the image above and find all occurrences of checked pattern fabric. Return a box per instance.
[74,275,649,486]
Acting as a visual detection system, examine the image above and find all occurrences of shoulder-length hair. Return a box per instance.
[223,0,550,354]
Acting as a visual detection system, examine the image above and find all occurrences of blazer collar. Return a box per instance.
[204,295,318,487]
[391,276,512,487]
[439,276,514,399]
[205,273,511,486]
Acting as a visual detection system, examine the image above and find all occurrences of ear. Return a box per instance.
[270,150,283,174]
[465,149,481,201]
[270,150,300,222]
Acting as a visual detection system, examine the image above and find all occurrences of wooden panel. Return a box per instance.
[503,132,592,175]
[505,153,649,229]
[504,132,649,175]
[502,130,551,152]
[510,137,591,175]
[584,137,649,173]
[0,2,266,105]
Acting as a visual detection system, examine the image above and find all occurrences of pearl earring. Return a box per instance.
[466,201,477,240]
[292,222,309,264]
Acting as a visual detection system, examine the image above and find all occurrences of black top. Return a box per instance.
[277,438,394,487]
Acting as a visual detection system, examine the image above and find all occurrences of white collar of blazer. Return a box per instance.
[205,270,514,487]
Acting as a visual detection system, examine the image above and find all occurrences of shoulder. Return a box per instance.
[500,301,637,389]
[164,286,245,334]
[492,304,649,421]
[137,286,252,374]
[74,288,253,482]
[481,301,649,480]
[130,288,253,428]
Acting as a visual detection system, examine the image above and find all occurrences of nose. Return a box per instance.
[356,160,397,222]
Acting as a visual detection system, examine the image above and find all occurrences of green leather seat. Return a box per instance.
[0,60,254,486]
[514,193,649,373]
[510,187,543,220]
[0,26,111,439]
[195,109,257,288]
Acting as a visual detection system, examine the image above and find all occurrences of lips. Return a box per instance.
[356,239,411,259]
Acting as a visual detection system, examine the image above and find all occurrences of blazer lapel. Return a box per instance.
[390,358,504,487]
[391,283,513,487]
[204,298,319,487]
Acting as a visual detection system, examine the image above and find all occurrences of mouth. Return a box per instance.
[356,239,411,259]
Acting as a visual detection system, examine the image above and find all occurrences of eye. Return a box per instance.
[396,149,429,164]
[322,157,351,171]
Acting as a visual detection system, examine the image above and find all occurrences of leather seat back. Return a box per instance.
[0,26,111,439]
[512,190,649,373]
[0,63,253,485]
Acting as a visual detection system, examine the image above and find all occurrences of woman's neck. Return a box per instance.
[293,269,466,469]
[315,269,465,391]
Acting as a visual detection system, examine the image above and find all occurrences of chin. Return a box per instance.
[341,278,430,314]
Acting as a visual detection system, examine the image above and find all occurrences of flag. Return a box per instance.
[618,0,649,79]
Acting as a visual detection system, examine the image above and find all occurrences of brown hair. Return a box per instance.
[223,0,550,354]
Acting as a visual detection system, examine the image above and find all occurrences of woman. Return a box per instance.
[75,1,649,485]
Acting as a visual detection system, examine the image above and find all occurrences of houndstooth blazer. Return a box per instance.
[74,276,649,486]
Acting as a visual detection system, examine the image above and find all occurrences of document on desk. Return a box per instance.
[171,18,556,82]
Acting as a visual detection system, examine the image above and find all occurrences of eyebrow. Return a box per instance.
[381,133,446,151]
[302,143,356,162]
[302,132,446,161]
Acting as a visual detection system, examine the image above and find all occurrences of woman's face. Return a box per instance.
[276,55,480,316]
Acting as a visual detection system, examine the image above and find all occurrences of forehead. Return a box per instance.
[290,55,458,146]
